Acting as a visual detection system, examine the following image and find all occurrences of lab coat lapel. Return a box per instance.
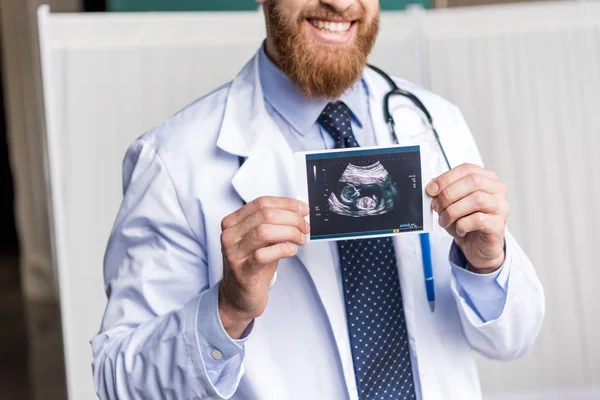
[217,53,357,395]
[217,55,295,203]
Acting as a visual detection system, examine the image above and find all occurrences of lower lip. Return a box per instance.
[305,20,357,46]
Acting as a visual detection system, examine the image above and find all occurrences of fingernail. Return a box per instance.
[300,202,309,214]
[432,200,439,212]
[427,181,439,196]
[305,221,311,233]
[438,214,446,227]
[301,233,307,242]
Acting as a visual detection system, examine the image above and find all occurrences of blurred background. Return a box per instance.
[0,0,598,399]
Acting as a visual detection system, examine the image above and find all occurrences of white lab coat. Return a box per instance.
[92,52,545,400]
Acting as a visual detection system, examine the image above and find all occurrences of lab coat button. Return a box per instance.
[211,349,222,360]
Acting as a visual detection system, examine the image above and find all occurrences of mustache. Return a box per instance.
[298,4,366,22]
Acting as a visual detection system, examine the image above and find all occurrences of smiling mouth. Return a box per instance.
[307,18,355,34]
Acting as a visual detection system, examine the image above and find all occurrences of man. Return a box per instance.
[92,0,545,399]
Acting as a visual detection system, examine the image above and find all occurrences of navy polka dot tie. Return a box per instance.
[318,102,416,399]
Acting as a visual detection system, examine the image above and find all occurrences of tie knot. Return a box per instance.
[317,101,358,148]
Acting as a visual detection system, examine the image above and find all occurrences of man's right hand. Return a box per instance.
[218,196,310,339]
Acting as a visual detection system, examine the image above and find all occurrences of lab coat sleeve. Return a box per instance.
[448,105,545,361]
[91,139,246,399]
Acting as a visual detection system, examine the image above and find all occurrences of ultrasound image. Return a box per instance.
[328,162,398,217]
[305,146,423,240]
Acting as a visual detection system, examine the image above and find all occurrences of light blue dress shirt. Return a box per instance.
[257,47,508,323]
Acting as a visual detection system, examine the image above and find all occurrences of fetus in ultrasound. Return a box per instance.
[328,162,398,217]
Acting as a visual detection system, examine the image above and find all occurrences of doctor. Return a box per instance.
[92,0,545,399]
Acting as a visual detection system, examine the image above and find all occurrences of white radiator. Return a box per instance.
[38,3,600,399]
[420,2,600,393]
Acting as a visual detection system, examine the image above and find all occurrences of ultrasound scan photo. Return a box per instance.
[328,162,398,218]
[300,146,429,241]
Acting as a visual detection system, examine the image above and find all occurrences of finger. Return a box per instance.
[454,212,505,238]
[237,224,307,258]
[249,242,298,267]
[426,163,497,196]
[221,208,309,250]
[221,196,309,230]
[432,172,507,212]
[234,208,310,240]
[438,192,505,229]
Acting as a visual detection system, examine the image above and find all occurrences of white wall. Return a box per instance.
[38,3,599,399]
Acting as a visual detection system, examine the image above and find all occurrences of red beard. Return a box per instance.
[266,2,380,98]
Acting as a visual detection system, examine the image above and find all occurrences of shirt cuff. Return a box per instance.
[450,241,512,322]
[196,283,252,358]
[193,283,252,397]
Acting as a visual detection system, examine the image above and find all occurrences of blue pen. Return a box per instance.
[419,233,435,312]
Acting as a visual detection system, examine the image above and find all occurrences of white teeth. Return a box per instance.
[310,19,351,33]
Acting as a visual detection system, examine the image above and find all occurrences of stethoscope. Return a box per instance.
[367,64,453,313]
[368,64,451,170]
[239,65,452,312]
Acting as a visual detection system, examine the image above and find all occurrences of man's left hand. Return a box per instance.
[426,163,509,274]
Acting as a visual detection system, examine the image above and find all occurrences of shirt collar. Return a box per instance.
[258,45,368,136]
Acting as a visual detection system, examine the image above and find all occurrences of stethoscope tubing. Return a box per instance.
[368,64,452,312]
[367,64,452,171]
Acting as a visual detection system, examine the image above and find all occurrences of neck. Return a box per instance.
[264,37,281,69]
